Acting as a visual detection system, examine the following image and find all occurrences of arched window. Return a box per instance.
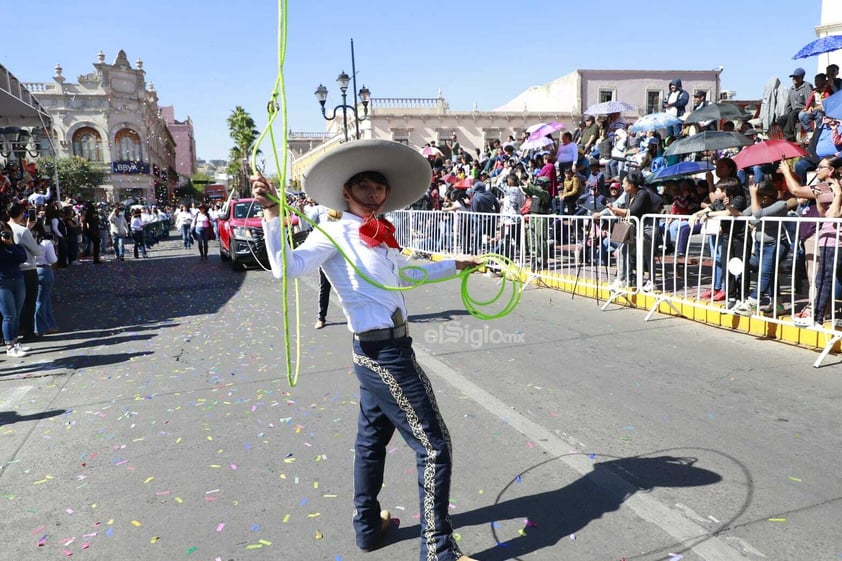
[72,127,102,161]
[115,128,143,161]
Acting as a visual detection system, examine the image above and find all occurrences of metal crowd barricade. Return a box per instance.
[392,208,842,367]
[643,212,842,367]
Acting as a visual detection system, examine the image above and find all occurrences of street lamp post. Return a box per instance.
[314,39,370,142]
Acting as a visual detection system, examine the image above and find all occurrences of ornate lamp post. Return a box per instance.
[314,39,370,142]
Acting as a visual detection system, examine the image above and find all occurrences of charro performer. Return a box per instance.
[251,139,479,561]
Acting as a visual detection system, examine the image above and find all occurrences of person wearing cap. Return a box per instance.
[776,67,813,143]
[251,140,479,561]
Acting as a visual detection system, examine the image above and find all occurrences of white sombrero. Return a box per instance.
[303,139,433,213]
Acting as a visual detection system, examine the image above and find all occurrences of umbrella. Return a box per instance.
[664,131,753,157]
[584,100,635,115]
[682,103,748,124]
[441,173,460,184]
[421,146,443,158]
[525,122,549,134]
[646,161,714,183]
[822,89,842,120]
[453,177,474,189]
[519,136,554,151]
[732,139,808,169]
[527,121,564,140]
[629,112,682,133]
[793,34,842,59]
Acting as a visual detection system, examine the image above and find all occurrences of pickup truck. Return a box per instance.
[217,198,268,270]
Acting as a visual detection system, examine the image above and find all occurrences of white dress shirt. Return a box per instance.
[264,213,456,334]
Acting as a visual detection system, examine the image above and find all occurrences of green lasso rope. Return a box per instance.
[252,0,523,386]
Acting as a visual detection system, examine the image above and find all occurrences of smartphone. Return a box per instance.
[27,209,36,221]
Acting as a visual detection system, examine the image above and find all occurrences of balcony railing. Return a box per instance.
[371,97,444,109]
[288,130,334,140]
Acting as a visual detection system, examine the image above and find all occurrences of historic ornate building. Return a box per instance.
[24,50,180,204]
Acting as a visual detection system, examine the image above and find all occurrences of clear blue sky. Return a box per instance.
[0,0,826,168]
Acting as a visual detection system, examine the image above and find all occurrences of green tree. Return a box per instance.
[36,156,107,201]
[225,106,260,196]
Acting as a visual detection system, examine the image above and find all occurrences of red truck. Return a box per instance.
[217,198,268,271]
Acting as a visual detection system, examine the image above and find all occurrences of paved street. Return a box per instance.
[1,235,840,561]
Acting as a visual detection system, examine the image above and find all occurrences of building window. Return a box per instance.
[115,129,143,161]
[72,127,102,161]
[646,90,663,115]
[391,129,410,145]
[598,89,615,103]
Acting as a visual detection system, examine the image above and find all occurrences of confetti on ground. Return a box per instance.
[788,476,802,482]
[768,518,787,522]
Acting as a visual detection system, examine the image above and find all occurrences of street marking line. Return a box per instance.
[414,348,757,561]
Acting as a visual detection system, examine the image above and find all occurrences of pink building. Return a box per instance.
[160,105,196,181]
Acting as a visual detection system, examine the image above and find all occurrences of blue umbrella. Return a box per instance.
[822,89,842,120]
[793,35,842,59]
[629,112,682,132]
[647,161,714,183]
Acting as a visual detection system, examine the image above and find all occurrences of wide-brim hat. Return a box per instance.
[303,139,433,213]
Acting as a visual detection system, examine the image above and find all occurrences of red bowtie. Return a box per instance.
[359,215,400,249]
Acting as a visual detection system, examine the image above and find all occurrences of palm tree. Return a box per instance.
[226,106,260,196]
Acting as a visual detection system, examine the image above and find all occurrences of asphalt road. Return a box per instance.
[0,236,840,561]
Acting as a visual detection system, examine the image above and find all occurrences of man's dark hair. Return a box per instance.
[7,202,24,219]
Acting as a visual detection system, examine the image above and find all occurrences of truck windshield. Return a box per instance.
[233,202,263,219]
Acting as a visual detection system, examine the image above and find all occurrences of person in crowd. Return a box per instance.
[688,177,749,302]
[579,115,600,156]
[469,180,500,254]
[0,219,28,357]
[251,139,480,561]
[663,79,690,138]
[47,203,67,267]
[33,222,58,335]
[493,173,526,259]
[777,67,814,143]
[607,122,629,179]
[130,208,147,259]
[174,204,194,248]
[732,181,795,316]
[536,154,558,199]
[606,171,660,291]
[556,166,584,215]
[779,156,840,325]
[523,177,552,269]
[810,168,842,328]
[8,203,42,341]
[799,73,832,137]
[83,203,102,264]
[108,205,128,261]
[192,204,212,261]
[63,206,81,265]
[555,131,578,175]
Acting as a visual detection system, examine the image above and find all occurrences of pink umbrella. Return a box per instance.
[421,146,443,158]
[527,121,564,141]
[453,178,475,189]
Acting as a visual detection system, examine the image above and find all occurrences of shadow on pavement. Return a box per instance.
[0,409,66,426]
[448,455,723,561]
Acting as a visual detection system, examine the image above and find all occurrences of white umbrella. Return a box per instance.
[519,136,554,151]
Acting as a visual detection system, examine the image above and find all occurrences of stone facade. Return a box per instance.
[24,50,176,204]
